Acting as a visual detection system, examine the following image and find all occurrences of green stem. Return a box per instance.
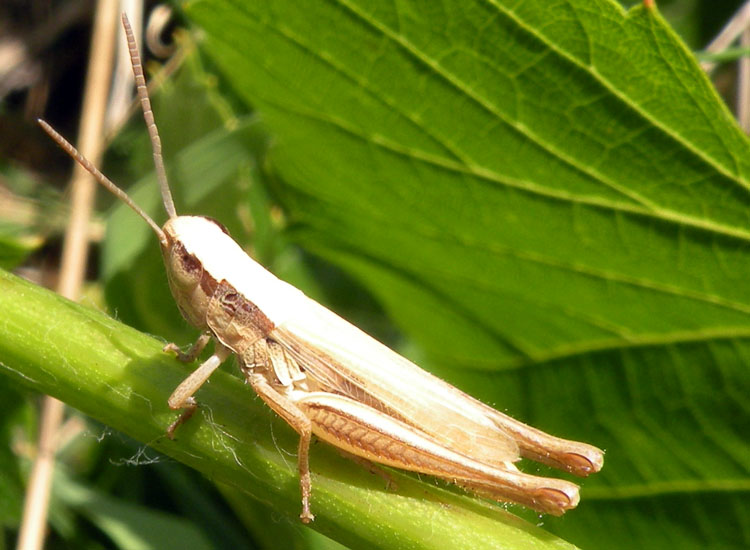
[0,269,577,550]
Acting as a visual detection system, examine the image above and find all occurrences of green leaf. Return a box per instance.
[0,179,45,270]
[0,379,32,528]
[0,269,579,550]
[177,1,750,549]
[55,473,214,550]
[0,233,39,271]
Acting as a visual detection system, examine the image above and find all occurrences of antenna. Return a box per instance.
[38,119,167,244]
[121,12,177,219]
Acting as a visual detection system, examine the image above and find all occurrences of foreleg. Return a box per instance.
[166,343,232,438]
[163,332,211,363]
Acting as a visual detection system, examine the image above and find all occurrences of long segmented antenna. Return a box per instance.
[38,119,167,245]
[121,12,177,219]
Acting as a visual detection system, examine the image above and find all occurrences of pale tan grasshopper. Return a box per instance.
[40,13,603,523]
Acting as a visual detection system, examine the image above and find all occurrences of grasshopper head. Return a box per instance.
[160,216,229,330]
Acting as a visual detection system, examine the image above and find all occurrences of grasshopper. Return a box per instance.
[40,13,603,523]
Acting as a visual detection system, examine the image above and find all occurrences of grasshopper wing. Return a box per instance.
[273,295,521,468]
[273,293,602,476]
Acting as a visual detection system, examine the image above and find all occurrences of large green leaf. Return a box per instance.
[176,1,750,549]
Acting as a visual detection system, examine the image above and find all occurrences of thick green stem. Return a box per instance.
[0,269,577,550]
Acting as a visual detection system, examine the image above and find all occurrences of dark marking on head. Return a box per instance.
[174,241,202,274]
[200,269,218,297]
